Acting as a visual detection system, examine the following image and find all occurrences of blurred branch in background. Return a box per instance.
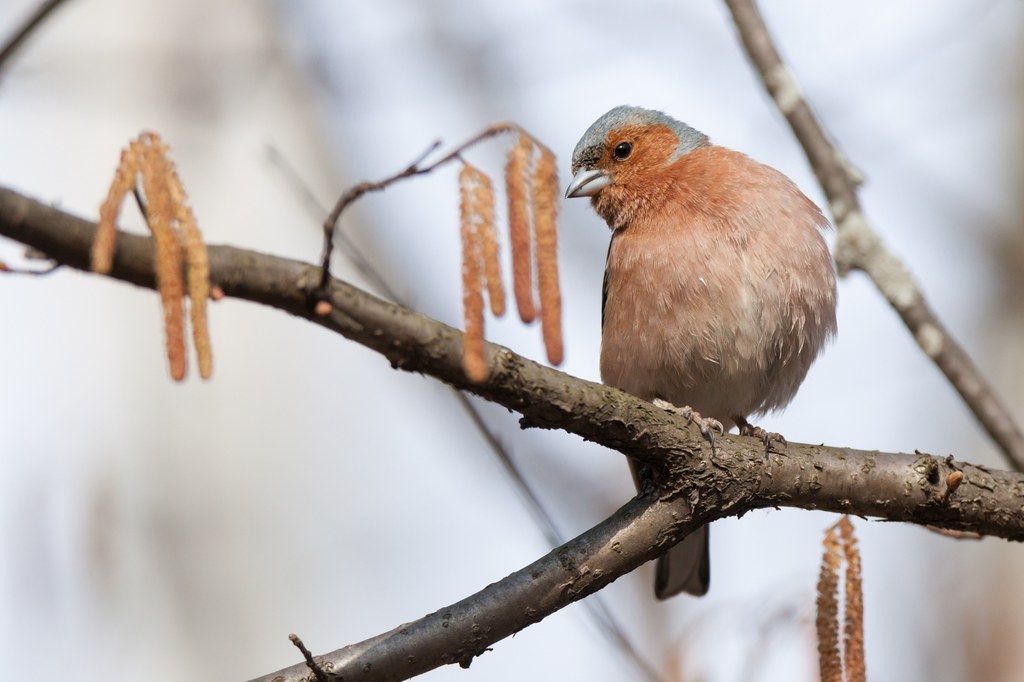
[1,183,1022,679]
[723,0,1024,472]
[0,0,70,77]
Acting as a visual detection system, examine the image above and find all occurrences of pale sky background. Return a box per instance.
[2,2,1024,681]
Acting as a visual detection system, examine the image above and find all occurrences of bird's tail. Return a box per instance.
[654,524,710,599]
[628,458,710,598]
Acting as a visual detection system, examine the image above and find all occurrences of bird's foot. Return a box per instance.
[734,416,787,456]
[653,399,724,451]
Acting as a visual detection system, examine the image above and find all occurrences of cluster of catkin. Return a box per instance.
[816,516,866,682]
[459,135,562,382]
[91,132,212,381]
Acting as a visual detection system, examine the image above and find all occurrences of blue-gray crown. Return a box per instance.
[571,105,708,173]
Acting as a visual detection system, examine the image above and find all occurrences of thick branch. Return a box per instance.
[723,0,1024,472]
[246,449,1023,682]
[8,177,1014,528]
[3,185,1024,681]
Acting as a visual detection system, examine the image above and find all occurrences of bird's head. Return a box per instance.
[565,106,709,228]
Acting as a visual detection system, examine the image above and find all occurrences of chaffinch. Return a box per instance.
[566,105,837,598]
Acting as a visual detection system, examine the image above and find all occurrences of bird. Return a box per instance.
[565,105,837,598]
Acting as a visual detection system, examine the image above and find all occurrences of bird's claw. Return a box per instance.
[653,399,723,450]
[735,417,787,456]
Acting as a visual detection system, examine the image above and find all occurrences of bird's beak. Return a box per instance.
[565,168,611,198]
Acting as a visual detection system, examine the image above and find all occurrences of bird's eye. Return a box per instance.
[613,142,633,160]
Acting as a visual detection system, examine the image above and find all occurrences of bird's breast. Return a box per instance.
[599,203,836,422]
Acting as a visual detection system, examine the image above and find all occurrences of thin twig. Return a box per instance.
[317,122,553,292]
[266,147,666,682]
[288,634,328,682]
[0,0,71,76]
[723,0,1024,472]
[132,186,148,219]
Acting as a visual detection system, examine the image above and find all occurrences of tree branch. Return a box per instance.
[723,0,1024,472]
[3,185,1024,681]
[252,492,697,682]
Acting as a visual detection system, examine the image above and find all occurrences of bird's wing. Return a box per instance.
[601,232,617,332]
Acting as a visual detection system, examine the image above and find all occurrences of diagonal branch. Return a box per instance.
[3,184,1024,681]
[247,492,697,682]
[722,0,1024,472]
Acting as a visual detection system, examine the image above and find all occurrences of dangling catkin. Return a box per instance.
[505,135,535,323]
[93,132,216,381]
[816,522,843,682]
[840,517,866,682]
[531,148,563,366]
[166,157,213,380]
[139,135,187,381]
[459,164,488,382]
[472,169,505,317]
[93,144,141,274]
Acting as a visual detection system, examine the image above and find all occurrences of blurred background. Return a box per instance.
[2,1,1023,680]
